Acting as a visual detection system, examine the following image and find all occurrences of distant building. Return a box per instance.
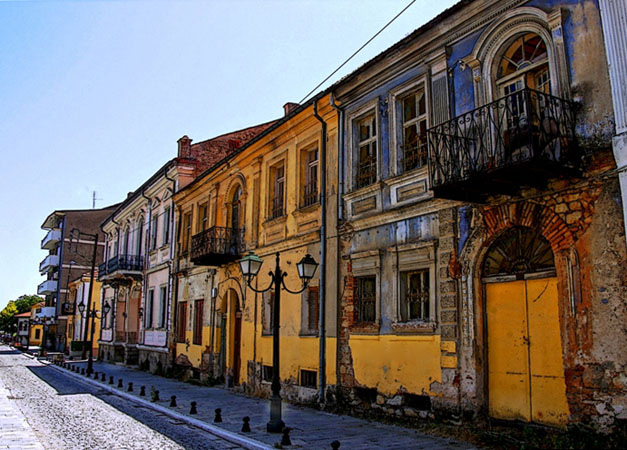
[15,311,31,348]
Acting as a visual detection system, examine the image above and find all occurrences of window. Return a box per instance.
[400,270,430,322]
[355,276,376,323]
[400,87,428,172]
[197,204,208,232]
[262,365,273,382]
[163,207,170,245]
[136,219,144,257]
[35,329,41,339]
[158,286,167,328]
[300,369,317,388]
[181,212,192,254]
[301,286,319,335]
[150,214,158,250]
[123,228,131,256]
[302,148,318,207]
[176,302,187,343]
[230,187,242,230]
[193,299,204,345]
[269,164,285,219]
[356,114,377,188]
[262,291,274,335]
[145,289,154,328]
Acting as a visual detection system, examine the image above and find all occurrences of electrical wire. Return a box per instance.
[299,0,417,104]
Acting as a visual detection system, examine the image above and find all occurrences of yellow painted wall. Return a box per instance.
[29,325,43,346]
[349,334,442,396]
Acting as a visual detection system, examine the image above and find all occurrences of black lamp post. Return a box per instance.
[78,299,110,374]
[239,251,318,433]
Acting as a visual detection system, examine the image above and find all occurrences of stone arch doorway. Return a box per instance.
[482,226,569,426]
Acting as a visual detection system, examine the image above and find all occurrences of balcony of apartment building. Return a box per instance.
[98,254,144,282]
[41,229,62,250]
[37,280,58,295]
[39,254,59,274]
[428,88,579,203]
[190,226,245,266]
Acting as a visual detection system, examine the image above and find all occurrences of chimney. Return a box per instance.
[283,102,300,117]
[177,135,192,158]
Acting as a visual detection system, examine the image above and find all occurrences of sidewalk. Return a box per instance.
[0,372,44,450]
[51,359,475,450]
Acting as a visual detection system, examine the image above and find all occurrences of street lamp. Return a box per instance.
[78,299,110,374]
[239,251,318,433]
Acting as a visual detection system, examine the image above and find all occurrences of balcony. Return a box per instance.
[41,229,62,250]
[98,255,144,281]
[191,226,244,266]
[428,88,579,203]
[39,254,59,273]
[37,280,58,295]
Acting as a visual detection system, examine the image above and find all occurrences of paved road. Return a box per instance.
[0,346,241,449]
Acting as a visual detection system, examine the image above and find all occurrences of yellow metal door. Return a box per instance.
[486,278,569,425]
[527,278,569,425]
[487,280,531,422]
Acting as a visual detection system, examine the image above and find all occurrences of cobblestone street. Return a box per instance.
[0,346,241,449]
[0,345,475,449]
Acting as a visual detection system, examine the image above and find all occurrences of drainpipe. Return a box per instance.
[140,189,152,343]
[171,205,183,367]
[313,98,327,404]
[164,168,177,359]
[329,93,344,392]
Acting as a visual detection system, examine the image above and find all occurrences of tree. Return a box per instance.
[0,295,42,333]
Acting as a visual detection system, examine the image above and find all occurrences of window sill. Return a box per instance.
[263,215,287,226]
[349,322,380,335]
[299,331,319,337]
[261,331,274,337]
[294,202,320,215]
[390,321,437,334]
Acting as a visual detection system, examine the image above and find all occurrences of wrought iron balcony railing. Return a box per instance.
[98,254,144,280]
[190,226,245,265]
[301,181,318,208]
[402,143,428,173]
[427,88,578,201]
[270,197,285,220]
[356,155,377,189]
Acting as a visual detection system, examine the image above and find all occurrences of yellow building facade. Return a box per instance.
[173,97,338,402]
[66,274,103,358]
[28,302,45,347]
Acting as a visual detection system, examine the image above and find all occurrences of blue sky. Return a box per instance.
[0,0,457,310]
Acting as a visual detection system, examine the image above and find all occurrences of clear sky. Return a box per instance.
[0,0,457,311]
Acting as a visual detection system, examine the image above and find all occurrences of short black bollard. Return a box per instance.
[81,368,86,375]
[151,389,160,402]
[117,379,123,388]
[127,382,133,392]
[331,441,341,450]
[101,373,106,382]
[139,386,146,396]
[109,376,114,385]
[170,395,177,407]
[214,408,222,423]
[281,427,292,446]
[93,371,98,379]
[190,401,197,414]
[241,416,251,432]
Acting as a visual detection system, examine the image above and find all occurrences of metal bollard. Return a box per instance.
[81,368,86,375]
[109,376,114,385]
[170,395,177,407]
[151,389,160,402]
[93,371,98,379]
[190,401,197,414]
[281,427,292,446]
[127,382,133,392]
[331,441,341,450]
[214,408,222,423]
[101,373,106,382]
[139,386,146,396]
[118,379,123,388]
[241,416,251,432]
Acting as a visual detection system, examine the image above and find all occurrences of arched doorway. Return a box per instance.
[483,227,569,425]
[226,288,242,386]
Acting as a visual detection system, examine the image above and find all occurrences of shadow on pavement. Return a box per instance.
[0,349,22,355]
[26,365,93,396]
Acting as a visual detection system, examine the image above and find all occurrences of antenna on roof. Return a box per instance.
[92,191,102,209]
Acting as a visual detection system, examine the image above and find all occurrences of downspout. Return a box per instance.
[164,168,177,358]
[313,98,327,404]
[329,93,344,392]
[140,189,152,344]
[171,205,183,367]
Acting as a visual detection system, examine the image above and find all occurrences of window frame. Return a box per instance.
[300,145,319,208]
[300,285,319,336]
[349,250,381,331]
[193,299,204,346]
[354,112,378,189]
[158,285,167,329]
[145,289,154,329]
[268,161,286,220]
[150,213,158,251]
[176,301,187,343]
[162,207,171,246]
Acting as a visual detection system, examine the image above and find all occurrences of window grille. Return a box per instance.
[355,276,376,323]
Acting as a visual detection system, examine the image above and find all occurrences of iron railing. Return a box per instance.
[270,197,284,220]
[356,155,377,189]
[190,226,245,261]
[428,88,578,189]
[98,255,144,278]
[302,181,318,207]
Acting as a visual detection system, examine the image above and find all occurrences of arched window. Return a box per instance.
[496,32,550,96]
[230,185,242,230]
[136,219,144,257]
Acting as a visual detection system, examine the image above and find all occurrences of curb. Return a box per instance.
[48,363,273,450]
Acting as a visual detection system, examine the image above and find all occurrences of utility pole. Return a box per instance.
[92,191,102,209]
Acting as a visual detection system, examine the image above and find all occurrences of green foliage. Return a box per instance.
[0,295,42,333]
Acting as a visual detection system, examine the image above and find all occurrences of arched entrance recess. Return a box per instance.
[483,226,569,425]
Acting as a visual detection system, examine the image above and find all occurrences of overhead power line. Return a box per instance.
[299,0,417,104]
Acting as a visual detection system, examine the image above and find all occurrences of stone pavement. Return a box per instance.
[56,359,475,450]
[0,351,44,450]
